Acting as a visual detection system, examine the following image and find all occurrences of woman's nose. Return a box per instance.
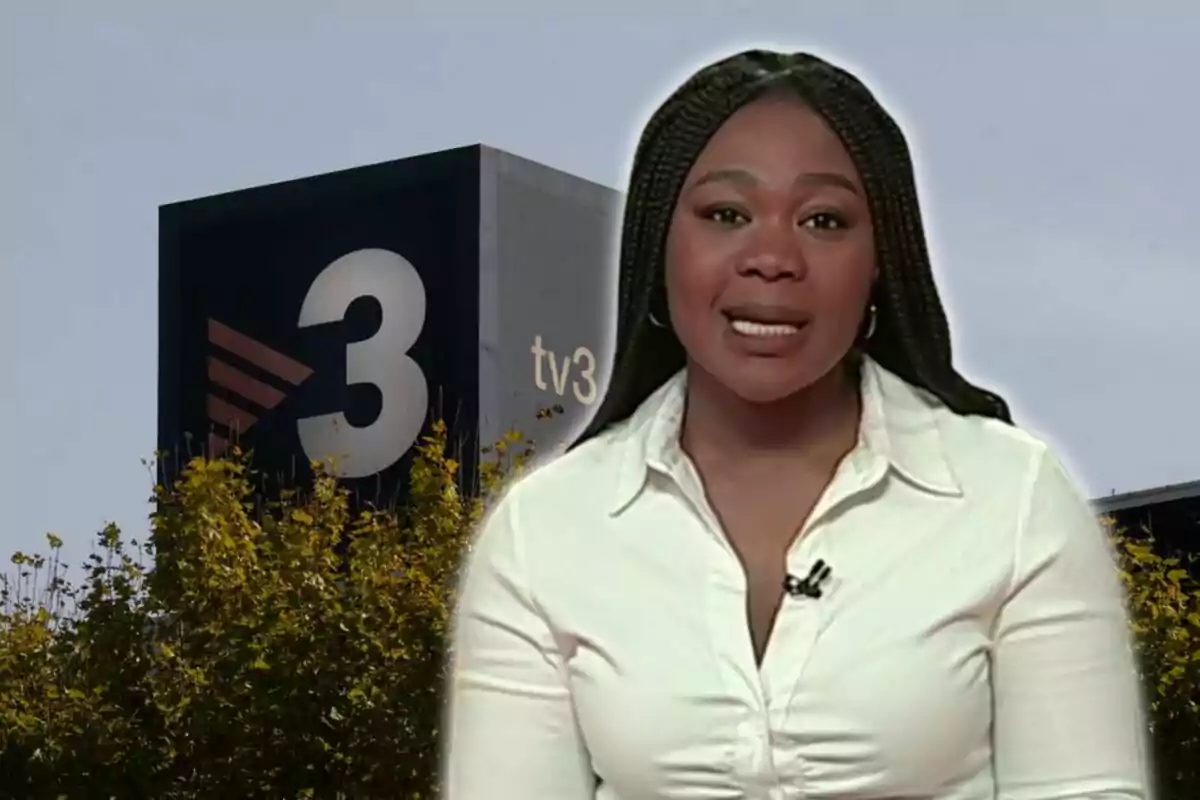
[737,225,806,281]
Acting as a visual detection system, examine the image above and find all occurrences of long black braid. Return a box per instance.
[572,49,1011,448]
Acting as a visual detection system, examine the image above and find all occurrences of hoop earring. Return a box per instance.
[648,290,670,329]
[864,303,877,340]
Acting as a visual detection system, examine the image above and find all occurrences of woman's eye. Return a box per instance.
[703,207,749,227]
[802,212,847,231]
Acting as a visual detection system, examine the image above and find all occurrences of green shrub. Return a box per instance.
[1108,521,1200,798]
[1,426,1197,797]
[0,420,530,799]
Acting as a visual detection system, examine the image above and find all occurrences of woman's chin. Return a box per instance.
[715,357,844,406]
[724,371,818,406]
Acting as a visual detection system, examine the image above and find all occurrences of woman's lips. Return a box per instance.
[722,305,812,340]
[722,312,812,356]
[728,318,803,338]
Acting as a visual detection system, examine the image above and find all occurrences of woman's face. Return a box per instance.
[664,92,877,404]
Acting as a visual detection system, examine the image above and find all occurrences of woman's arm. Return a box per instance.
[992,447,1153,799]
[441,488,595,800]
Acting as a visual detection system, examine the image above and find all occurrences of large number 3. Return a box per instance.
[296,248,429,479]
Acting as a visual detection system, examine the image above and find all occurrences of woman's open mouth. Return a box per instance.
[721,305,813,357]
[728,318,803,338]
[722,305,811,340]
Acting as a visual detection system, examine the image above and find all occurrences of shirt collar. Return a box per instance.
[608,357,962,515]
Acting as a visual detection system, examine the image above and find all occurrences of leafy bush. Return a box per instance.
[1108,521,1200,798]
[0,420,530,799]
[1,426,1197,797]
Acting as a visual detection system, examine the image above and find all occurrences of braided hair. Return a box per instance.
[572,49,1011,448]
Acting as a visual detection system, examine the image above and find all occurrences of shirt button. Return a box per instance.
[732,722,768,772]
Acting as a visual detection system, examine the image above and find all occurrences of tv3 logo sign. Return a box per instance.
[206,248,427,480]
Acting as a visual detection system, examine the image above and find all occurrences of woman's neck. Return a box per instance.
[680,359,863,464]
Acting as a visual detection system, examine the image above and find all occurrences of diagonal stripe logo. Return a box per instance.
[206,318,314,457]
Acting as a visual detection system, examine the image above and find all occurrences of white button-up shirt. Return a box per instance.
[444,358,1152,800]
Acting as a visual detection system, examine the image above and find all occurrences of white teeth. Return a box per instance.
[730,318,800,337]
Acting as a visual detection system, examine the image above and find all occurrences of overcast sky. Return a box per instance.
[2,2,1195,574]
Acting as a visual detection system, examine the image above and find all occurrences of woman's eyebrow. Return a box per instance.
[690,168,859,195]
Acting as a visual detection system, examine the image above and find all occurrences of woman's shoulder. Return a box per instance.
[918,383,1085,507]
[870,360,1058,485]
[493,375,684,524]
[938,400,1050,463]
[488,422,633,528]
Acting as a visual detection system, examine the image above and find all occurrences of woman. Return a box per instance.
[443,50,1151,799]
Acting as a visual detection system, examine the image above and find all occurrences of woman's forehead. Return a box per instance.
[685,96,859,183]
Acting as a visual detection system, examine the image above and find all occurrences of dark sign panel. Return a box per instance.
[159,145,618,504]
